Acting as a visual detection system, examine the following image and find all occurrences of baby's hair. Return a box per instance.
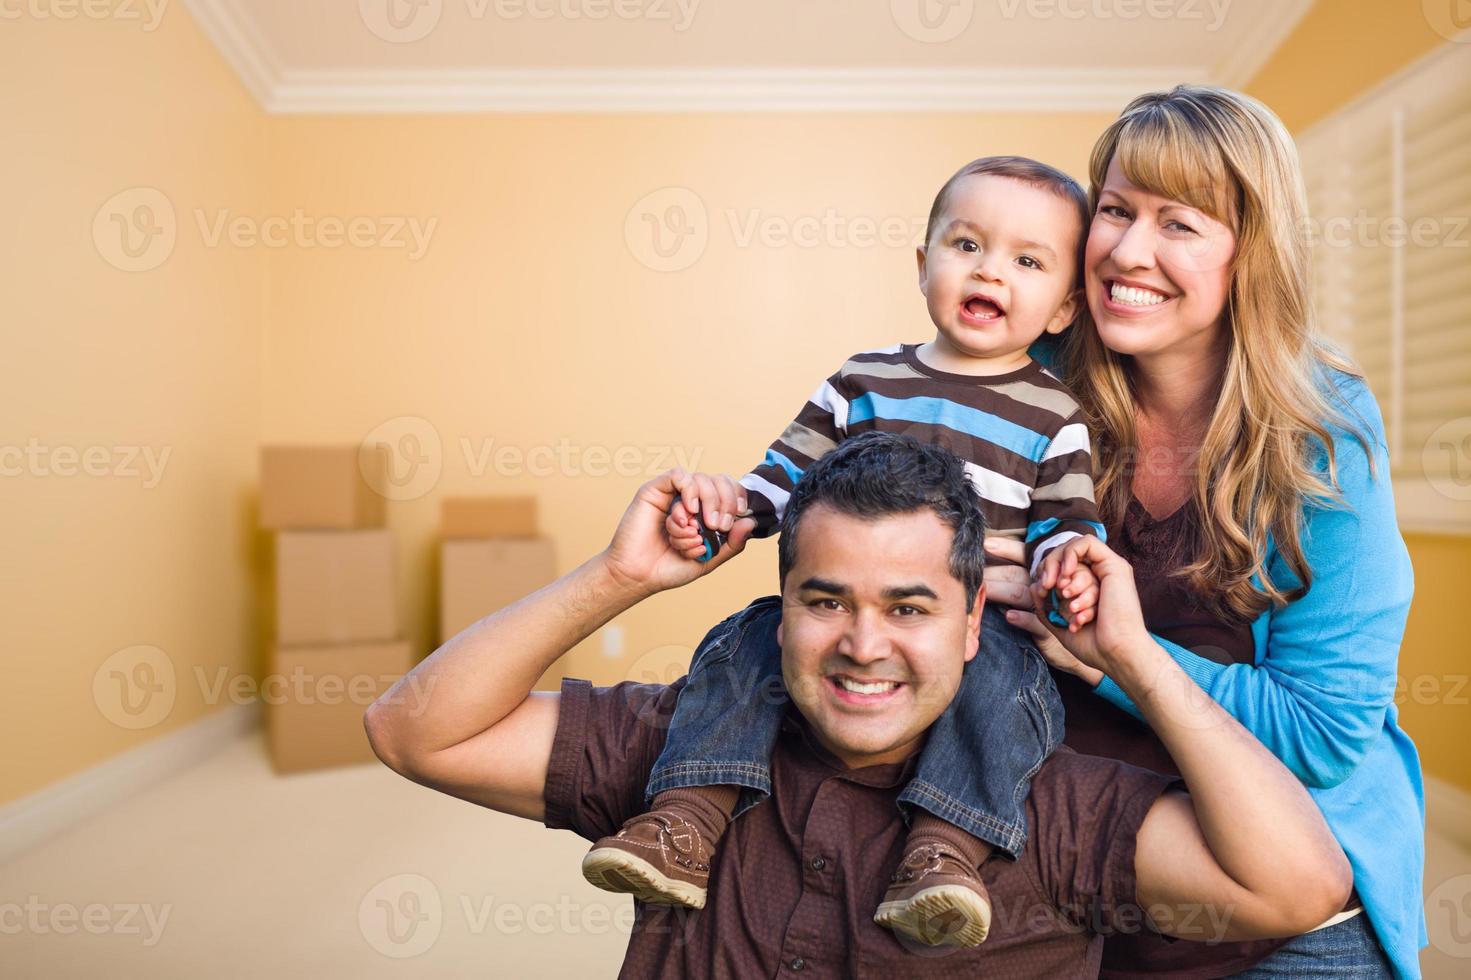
[923,155,1091,277]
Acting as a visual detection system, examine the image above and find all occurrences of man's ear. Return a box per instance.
[962,585,985,663]
[1044,288,1081,336]
[915,245,929,292]
[776,619,783,648]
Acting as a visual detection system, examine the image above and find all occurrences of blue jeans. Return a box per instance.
[1228,913,1394,978]
[645,596,1064,858]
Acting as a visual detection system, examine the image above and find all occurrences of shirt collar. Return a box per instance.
[779,705,923,789]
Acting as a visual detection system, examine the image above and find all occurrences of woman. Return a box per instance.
[994,85,1425,978]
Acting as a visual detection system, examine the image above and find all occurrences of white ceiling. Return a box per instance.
[184,0,1315,112]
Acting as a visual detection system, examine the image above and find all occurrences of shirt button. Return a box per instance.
[790,958,806,971]
[809,856,826,871]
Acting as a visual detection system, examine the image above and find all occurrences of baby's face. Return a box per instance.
[917,174,1082,362]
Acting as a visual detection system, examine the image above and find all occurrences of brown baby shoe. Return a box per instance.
[581,811,712,909]
[873,841,993,947]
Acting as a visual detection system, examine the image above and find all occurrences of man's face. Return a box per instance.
[777,504,983,769]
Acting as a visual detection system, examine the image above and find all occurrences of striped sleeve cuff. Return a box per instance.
[1029,531,1083,577]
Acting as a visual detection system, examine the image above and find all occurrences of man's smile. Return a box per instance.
[826,672,907,706]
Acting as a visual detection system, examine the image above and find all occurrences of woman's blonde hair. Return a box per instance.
[1064,84,1366,621]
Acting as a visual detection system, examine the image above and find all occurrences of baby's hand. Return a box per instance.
[1054,563,1099,632]
[665,500,707,561]
[665,469,751,563]
[1035,539,1101,633]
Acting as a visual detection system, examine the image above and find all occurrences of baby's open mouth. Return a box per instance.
[962,295,1004,321]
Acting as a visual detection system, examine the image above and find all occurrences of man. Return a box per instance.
[364,433,1351,979]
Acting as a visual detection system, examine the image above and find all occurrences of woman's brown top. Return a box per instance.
[1054,497,1291,979]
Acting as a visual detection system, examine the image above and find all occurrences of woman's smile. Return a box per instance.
[1098,277,1177,317]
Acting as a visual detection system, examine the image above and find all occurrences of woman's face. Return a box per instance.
[1084,156,1237,361]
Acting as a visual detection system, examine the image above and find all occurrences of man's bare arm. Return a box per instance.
[363,469,755,821]
[1038,536,1353,941]
[1127,652,1352,940]
[363,558,638,820]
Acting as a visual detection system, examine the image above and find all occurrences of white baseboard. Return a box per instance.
[0,702,259,868]
[1426,774,1471,852]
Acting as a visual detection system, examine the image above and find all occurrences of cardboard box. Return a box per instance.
[276,530,398,646]
[266,641,416,774]
[260,445,388,530]
[440,496,538,538]
[440,538,556,640]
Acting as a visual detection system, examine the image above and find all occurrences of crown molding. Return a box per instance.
[183,0,284,107]
[1211,0,1314,89]
[183,0,1277,115]
[262,66,1207,114]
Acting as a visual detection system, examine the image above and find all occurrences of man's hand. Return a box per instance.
[366,469,757,822]
[665,470,754,562]
[603,468,757,597]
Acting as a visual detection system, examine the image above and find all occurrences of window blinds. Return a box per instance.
[1297,43,1471,532]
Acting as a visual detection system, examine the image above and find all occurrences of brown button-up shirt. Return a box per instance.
[545,677,1179,979]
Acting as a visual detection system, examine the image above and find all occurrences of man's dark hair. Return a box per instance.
[777,432,988,609]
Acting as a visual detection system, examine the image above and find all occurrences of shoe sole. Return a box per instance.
[581,848,708,910]
[874,884,991,947]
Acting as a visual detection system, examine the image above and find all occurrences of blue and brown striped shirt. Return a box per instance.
[740,344,1104,571]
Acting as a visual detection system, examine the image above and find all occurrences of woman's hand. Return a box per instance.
[982,537,1104,686]
[1031,535,1153,678]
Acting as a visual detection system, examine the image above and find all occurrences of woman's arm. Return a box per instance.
[1090,380,1413,788]
[1026,536,1353,938]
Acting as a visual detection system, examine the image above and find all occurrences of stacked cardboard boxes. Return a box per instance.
[260,446,415,774]
[439,496,556,642]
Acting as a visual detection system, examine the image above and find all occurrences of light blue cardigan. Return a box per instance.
[1082,369,1426,979]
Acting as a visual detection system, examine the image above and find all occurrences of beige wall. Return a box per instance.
[1246,0,1446,133]
[2,9,1112,809]
[8,0,1466,810]
[261,112,1114,688]
[1247,3,1471,793]
[1396,534,1471,792]
[1,11,269,805]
